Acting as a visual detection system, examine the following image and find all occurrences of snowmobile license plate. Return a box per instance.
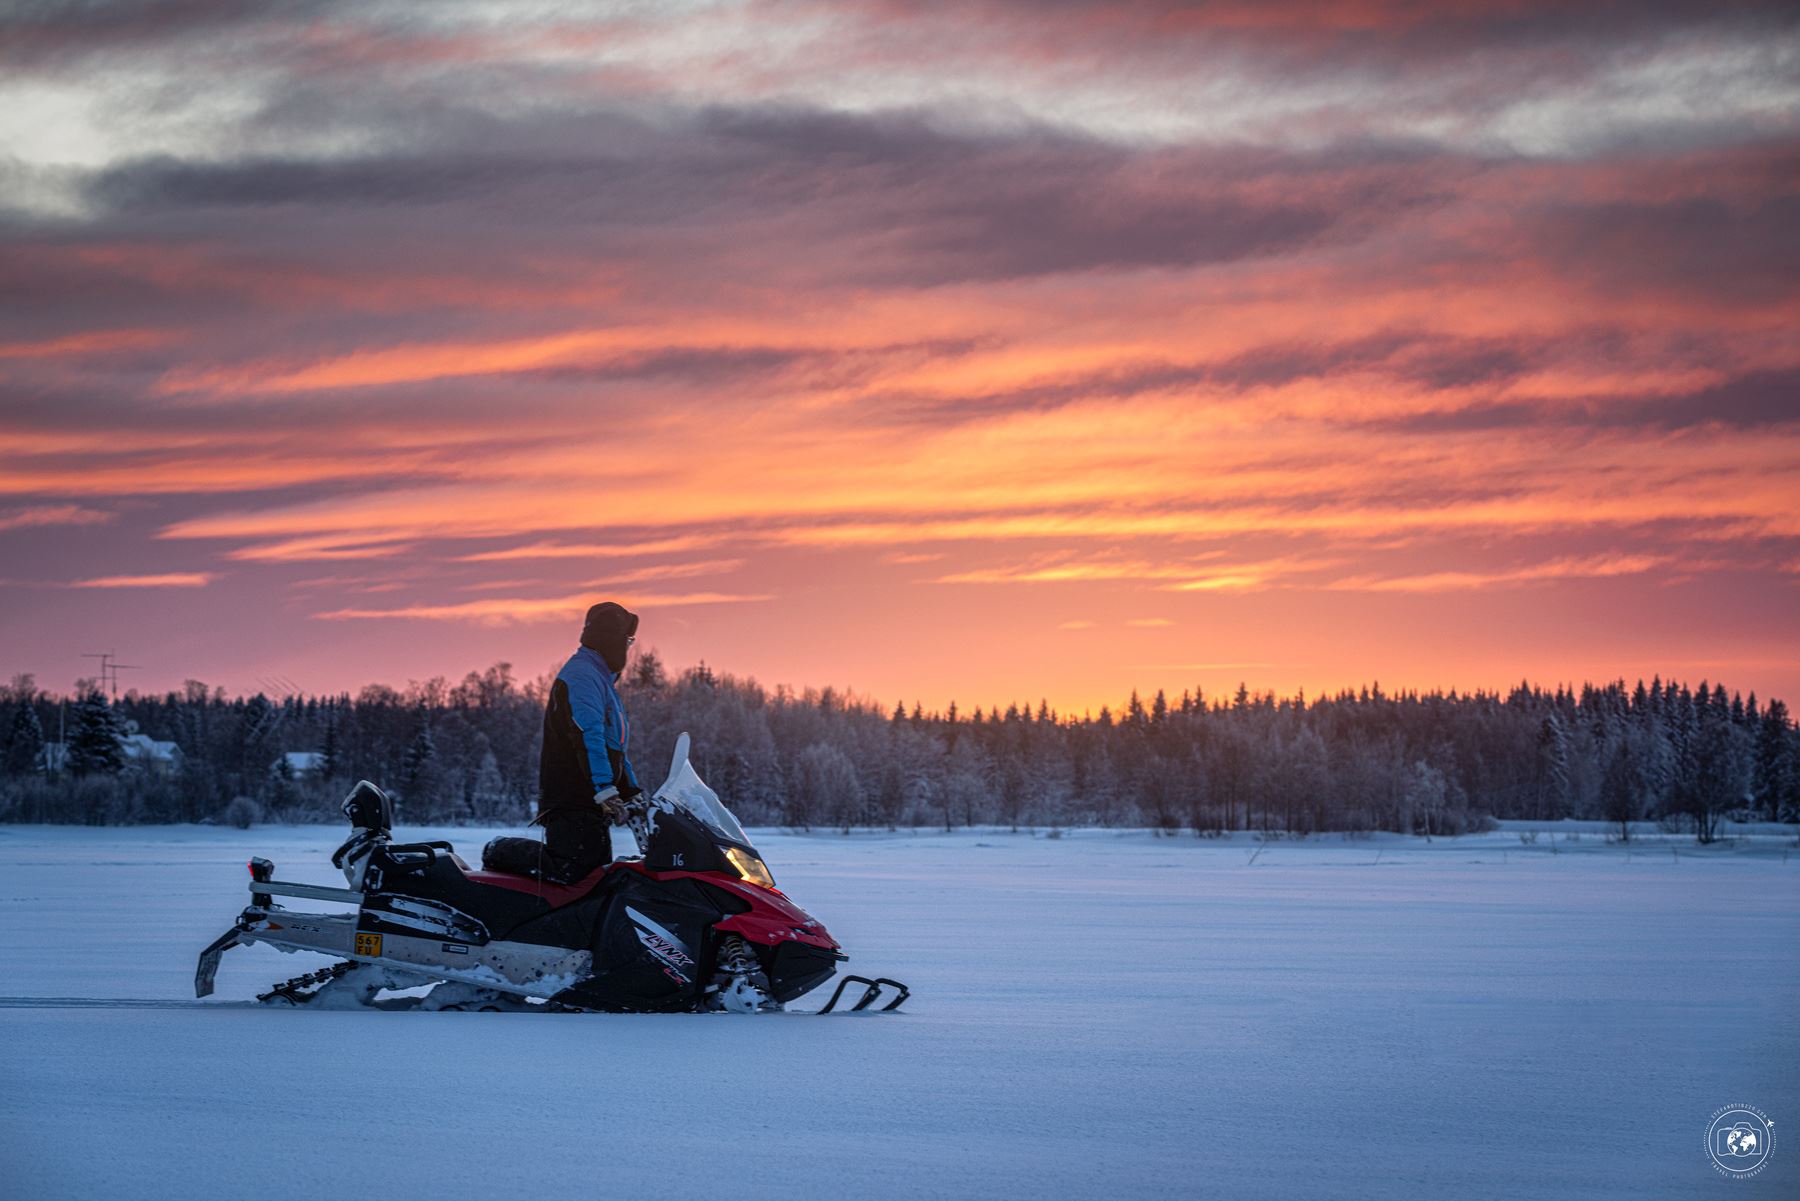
[354,932,383,957]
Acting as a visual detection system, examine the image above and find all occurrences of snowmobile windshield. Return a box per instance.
[655,734,753,849]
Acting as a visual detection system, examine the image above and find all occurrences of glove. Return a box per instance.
[593,785,627,823]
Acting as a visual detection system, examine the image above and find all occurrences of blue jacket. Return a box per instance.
[539,646,639,810]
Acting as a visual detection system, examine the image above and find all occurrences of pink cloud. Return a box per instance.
[70,573,213,588]
[0,505,113,531]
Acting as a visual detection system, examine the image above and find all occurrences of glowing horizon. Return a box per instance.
[2,1,1798,714]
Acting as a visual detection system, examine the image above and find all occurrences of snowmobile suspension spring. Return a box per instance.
[717,934,757,976]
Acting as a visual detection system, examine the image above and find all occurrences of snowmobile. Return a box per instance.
[196,733,908,1014]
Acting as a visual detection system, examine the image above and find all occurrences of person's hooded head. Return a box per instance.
[580,601,639,674]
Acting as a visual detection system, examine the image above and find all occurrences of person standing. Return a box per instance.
[536,601,643,881]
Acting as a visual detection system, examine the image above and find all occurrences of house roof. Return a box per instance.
[121,734,181,763]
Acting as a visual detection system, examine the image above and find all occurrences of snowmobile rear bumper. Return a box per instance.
[195,922,246,998]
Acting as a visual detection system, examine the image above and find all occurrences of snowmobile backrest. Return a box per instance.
[342,779,394,834]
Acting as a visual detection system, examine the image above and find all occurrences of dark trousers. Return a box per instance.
[539,805,613,883]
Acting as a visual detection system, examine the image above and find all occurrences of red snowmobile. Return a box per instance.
[196,734,908,1014]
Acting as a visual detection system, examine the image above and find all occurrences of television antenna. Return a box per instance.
[81,651,140,700]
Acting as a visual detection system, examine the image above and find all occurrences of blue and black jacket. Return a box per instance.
[539,646,640,814]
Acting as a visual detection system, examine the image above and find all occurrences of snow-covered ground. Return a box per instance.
[2,822,1796,1200]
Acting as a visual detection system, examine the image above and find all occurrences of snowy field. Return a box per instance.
[2,822,1796,1201]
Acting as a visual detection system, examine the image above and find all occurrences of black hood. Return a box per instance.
[579,601,639,673]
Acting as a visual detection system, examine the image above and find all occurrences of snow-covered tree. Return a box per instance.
[1535,712,1571,821]
[1601,743,1639,841]
[1754,699,1797,821]
[6,701,44,777]
[401,712,439,814]
[67,693,126,777]
[791,742,860,831]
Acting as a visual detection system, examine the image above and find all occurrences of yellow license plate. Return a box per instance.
[354,932,383,957]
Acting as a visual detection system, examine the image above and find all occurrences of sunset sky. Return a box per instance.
[2,1,1798,713]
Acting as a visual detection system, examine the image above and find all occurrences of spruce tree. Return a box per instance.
[320,705,341,780]
[67,693,126,777]
[1601,744,1637,841]
[1754,700,1795,821]
[402,713,438,815]
[1535,712,1571,821]
[5,702,45,776]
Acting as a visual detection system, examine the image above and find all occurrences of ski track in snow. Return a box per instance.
[1,822,1796,1201]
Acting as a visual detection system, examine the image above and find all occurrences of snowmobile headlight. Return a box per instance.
[722,846,775,889]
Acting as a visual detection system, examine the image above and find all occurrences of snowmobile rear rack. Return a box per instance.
[245,878,365,904]
[816,975,910,1013]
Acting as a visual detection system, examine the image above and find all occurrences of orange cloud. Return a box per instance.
[457,535,726,561]
[314,591,772,623]
[70,573,213,588]
[227,536,418,563]
[1326,553,1672,593]
[585,559,745,585]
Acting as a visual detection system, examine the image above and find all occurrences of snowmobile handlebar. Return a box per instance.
[383,840,456,871]
[388,840,455,856]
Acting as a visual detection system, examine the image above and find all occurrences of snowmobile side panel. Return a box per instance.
[614,862,839,952]
[354,930,591,997]
[549,874,721,1012]
[500,893,610,950]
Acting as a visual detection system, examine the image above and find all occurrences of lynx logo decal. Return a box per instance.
[625,905,695,983]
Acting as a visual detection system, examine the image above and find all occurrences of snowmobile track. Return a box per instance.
[0,996,256,1010]
[0,995,900,1015]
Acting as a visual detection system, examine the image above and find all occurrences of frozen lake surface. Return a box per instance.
[2,822,1796,1200]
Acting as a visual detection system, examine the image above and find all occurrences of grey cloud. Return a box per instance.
[0,0,339,68]
[1528,189,1800,307]
[72,110,1446,293]
[1363,367,1800,435]
[829,0,1799,66]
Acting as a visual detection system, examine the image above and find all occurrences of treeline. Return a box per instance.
[1,655,1796,840]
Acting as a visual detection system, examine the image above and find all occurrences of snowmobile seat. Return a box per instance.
[463,860,611,908]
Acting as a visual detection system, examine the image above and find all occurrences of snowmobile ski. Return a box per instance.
[814,975,911,1013]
